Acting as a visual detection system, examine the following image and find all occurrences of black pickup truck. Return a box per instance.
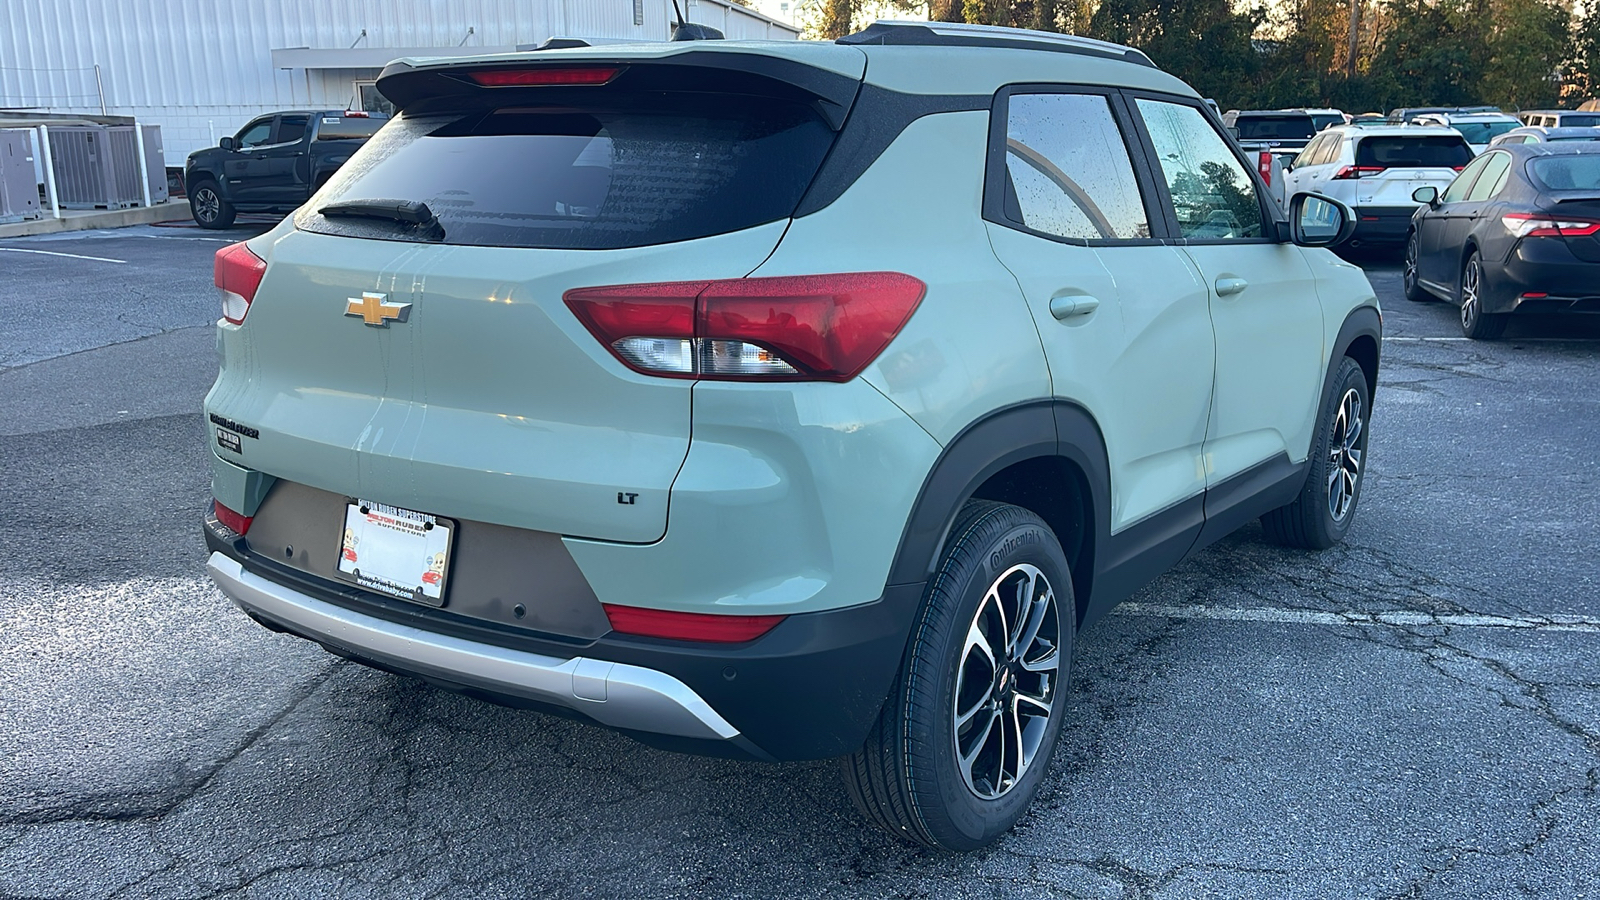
[184,110,387,228]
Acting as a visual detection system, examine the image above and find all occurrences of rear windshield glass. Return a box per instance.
[1309,114,1344,132]
[300,96,834,249]
[1453,121,1519,144]
[1234,116,1316,141]
[316,116,386,141]
[1529,155,1600,191]
[1356,136,1473,168]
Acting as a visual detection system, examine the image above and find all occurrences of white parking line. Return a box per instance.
[1115,602,1600,633]
[0,247,126,264]
[1384,336,1470,342]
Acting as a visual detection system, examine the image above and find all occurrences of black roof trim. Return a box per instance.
[837,21,1155,68]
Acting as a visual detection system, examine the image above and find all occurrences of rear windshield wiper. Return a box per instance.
[317,199,445,241]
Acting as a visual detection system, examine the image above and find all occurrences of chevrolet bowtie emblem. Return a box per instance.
[345,292,411,326]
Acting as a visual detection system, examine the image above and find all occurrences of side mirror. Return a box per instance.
[219,136,238,151]
[1412,185,1439,206]
[1288,192,1356,248]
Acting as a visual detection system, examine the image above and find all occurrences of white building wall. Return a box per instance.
[0,0,798,160]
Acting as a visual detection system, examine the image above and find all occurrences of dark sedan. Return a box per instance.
[1403,143,1600,339]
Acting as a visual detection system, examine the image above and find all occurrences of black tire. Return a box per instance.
[1458,250,1507,340]
[840,500,1074,850]
[1402,231,1429,302]
[1262,357,1371,549]
[189,180,236,229]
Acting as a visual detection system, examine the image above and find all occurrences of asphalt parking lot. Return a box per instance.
[2,226,1598,899]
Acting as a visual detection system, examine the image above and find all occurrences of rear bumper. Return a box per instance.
[1487,241,1600,314]
[206,519,923,761]
[1350,206,1417,243]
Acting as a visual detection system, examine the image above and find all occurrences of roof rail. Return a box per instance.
[837,20,1155,68]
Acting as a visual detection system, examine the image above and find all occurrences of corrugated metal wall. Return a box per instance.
[0,0,798,158]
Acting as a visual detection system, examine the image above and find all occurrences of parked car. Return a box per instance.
[1283,124,1473,246]
[200,21,1379,851]
[1223,109,1319,157]
[1388,105,1500,124]
[1297,107,1348,131]
[1518,109,1600,128]
[1489,126,1600,148]
[1404,144,1600,338]
[1409,111,1522,153]
[184,110,387,228]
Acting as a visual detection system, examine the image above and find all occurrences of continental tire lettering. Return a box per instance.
[990,529,1041,570]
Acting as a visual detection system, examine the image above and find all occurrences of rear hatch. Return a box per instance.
[212,46,865,542]
[1351,135,1473,206]
[1529,154,1600,264]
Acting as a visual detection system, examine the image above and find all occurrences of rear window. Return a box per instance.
[1234,116,1316,141]
[316,116,386,141]
[1309,114,1344,132]
[1453,120,1519,144]
[1356,136,1473,168]
[1562,115,1600,127]
[300,96,834,250]
[1529,156,1600,191]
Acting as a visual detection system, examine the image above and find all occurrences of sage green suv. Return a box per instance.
[203,21,1379,850]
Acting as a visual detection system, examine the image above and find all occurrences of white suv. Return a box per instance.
[1283,124,1473,246]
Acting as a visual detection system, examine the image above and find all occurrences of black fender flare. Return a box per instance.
[884,401,1111,600]
[1324,304,1382,405]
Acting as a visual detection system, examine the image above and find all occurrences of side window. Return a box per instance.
[1440,154,1492,203]
[236,119,273,148]
[1315,136,1345,166]
[1002,93,1151,241]
[1466,152,1512,201]
[1135,98,1264,240]
[1294,135,1327,168]
[275,115,309,144]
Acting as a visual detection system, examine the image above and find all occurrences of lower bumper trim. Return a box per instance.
[206,552,740,742]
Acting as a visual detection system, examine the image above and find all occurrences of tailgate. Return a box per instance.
[1357,168,1458,206]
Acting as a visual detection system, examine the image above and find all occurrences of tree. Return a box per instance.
[1365,0,1490,108]
[1571,0,1600,98]
[1088,0,1266,104]
[1482,0,1570,108]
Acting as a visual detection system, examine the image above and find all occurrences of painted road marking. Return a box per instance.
[0,247,126,263]
[1115,602,1600,633]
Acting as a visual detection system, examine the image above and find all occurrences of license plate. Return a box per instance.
[335,499,454,606]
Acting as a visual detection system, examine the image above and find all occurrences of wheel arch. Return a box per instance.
[1324,304,1382,414]
[884,401,1111,627]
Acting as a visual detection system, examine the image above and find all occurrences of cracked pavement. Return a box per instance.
[2,231,1598,898]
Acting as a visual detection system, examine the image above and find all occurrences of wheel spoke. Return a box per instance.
[965,620,996,671]
[1019,647,1059,674]
[955,694,989,730]
[959,709,998,771]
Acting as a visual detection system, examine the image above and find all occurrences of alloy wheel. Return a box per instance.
[194,188,220,223]
[952,563,1061,800]
[1460,257,1481,330]
[1327,387,1364,521]
[1404,236,1419,292]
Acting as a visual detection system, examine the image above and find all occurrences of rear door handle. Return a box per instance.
[1214,277,1249,296]
[1048,294,1100,320]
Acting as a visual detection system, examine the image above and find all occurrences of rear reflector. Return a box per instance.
[214,242,267,325]
[1502,213,1600,238]
[565,273,926,382]
[602,604,786,643]
[212,500,253,536]
[466,67,621,87]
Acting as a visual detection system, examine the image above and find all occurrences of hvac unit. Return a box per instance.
[47,124,166,209]
[0,129,42,223]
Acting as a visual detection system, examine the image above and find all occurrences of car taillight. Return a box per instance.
[602,604,785,643]
[564,272,926,382]
[342,110,370,117]
[212,499,253,535]
[466,66,621,86]
[215,242,266,325]
[1332,165,1386,179]
[1502,213,1600,238]
[1258,151,1273,186]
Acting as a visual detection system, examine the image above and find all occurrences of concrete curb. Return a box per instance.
[0,200,191,239]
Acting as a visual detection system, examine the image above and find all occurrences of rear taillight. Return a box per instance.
[1502,213,1600,238]
[1332,165,1386,180]
[214,242,266,325]
[602,604,785,643]
[1258,151,1273,187]
[466,66,621,87]
[212,499,253,535]
[342,110,370,117]
[564,272,926,383]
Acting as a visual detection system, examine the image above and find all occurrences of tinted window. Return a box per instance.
[1309,114,1344,132]
[1293,135,1329,168]
[1465,152,1512,201]
[302,97,834,249]
[275,115,308,144]
[1356,136,1473,169]
[1138,99,1264,240]
[1530,156,1600,191]
[1453,120,1519,144]
[1234,115,1316,141]
[316,116,385,141]
[236,120,272,148]
[1562,115,1600,127]
[1003,93,1150,241]
[1440,154,1491,203]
